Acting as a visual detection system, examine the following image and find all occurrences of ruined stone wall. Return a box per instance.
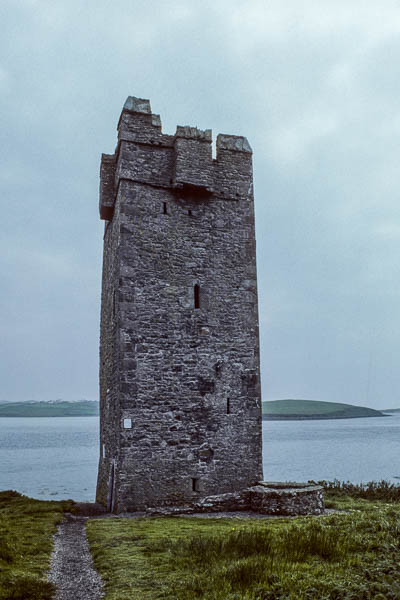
[96,97,263,512]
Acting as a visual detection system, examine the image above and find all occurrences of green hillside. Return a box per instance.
[262,399,385,420]
[0,400,99,417]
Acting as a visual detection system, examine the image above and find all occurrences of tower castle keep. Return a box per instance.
[96,96,263,513]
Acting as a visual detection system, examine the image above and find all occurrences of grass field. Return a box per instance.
[87,483,400,599]
[3,483,400,599]
[262,398,385,419]
[0,491,74,600]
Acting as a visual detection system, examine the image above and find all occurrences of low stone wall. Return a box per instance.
[144,481,324,517]
[249,482,324,516]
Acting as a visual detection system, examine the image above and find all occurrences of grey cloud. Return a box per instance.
[1,0,400,408]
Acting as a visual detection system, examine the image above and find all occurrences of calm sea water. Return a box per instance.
[0,417,99,502]
[0,415,399,502]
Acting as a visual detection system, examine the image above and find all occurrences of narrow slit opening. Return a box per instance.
[163,202,167,215]
[192,477,199,492]
[194,284,200,309]
[227,398,231,414]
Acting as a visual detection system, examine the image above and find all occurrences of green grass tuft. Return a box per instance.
[280,520,347,561]
[321,479,400,501]
[0,575,55,600]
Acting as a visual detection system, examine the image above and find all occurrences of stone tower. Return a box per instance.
[96,96,263,513]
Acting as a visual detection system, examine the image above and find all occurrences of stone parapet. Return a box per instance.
[175,125,212,141]
[249,482,324,516]
[123,96,152,114]
[99,96,254,220]
[173,126,213,192]
[217,134,252,153]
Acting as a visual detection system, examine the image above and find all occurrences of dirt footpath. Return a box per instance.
[48,515,104,600]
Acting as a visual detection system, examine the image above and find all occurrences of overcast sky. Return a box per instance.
[1,0,400,409]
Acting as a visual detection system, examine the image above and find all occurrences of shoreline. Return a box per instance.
[262,413,389,421]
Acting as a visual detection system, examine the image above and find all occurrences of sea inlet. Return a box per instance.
[0,414,399,501]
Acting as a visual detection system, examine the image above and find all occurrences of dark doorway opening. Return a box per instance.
[107,463,115,512]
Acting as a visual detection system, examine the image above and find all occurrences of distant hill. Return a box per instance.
[262,399,386,420]
[382,408,400,413]
[0,400,99,417]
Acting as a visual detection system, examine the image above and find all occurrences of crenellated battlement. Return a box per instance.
[217,134,252,153]
[100,96,253,220]
[173,124,214,193]
[175,125,212,141]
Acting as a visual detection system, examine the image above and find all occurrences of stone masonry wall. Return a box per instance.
[96,97,263,512]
